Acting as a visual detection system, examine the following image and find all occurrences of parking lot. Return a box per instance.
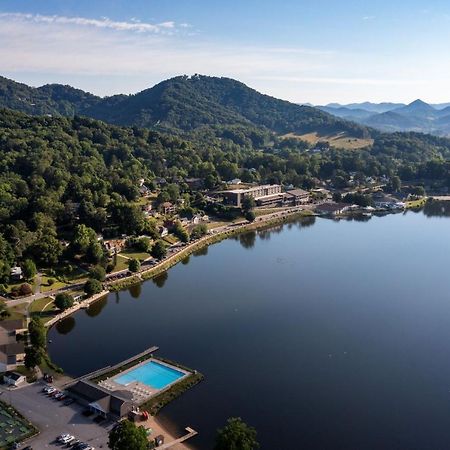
[1,383,112,449]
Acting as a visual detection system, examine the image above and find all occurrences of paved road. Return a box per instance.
[1,383,111,449]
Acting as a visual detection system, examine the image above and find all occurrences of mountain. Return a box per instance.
[323,98,450,136]
[0,74,370,139]
[0,76,101,116]
[392,99,437,118]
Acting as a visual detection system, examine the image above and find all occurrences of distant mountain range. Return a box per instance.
[319,100,450,135]
[0,74,369,139]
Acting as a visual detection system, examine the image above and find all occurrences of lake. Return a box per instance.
[48,207,450,450]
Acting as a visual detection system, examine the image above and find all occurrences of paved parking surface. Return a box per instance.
[1,383,112,449]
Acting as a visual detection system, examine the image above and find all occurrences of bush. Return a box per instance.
[47,278,55,286]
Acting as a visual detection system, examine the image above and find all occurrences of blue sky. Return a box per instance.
[1,0,450,103]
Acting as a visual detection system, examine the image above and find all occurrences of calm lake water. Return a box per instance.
[49,207,450,450]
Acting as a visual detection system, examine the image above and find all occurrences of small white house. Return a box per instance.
[3,371,26,387]
[10,266,22,281]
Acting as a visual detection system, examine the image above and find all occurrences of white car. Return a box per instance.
[46,387,56,395]
[58,434,74,444]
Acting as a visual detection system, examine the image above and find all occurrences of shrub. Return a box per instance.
[84,278,103,296]
[55,292,74,310]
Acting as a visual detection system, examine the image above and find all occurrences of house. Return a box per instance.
[284,189,310,205]
[159,227,169,237]
[161,202,177,215]
[139,184,151,197]
[315,203,349,216]
[227,178,242,185]
[104,239,126,256]
[68,380,135,419]
[0,321,27,372]
[141,203,153,217]
[3,371,26,387]
[10,266,22,282]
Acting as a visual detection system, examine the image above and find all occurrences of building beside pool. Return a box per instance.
[68,380,135,419]
[66,347,193,420]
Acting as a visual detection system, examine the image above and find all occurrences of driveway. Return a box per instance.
[1,383,112,449]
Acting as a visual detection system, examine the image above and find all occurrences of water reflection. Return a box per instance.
[55,317,76,335]
[238,232,256,249]
[181,256,190,265]
[423,199,450,217]
[193,246,208,257]
[128,283,142,299]
[153,271,168,288]
[85,296,108,317]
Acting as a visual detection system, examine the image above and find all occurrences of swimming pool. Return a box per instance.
[114,360,184,389]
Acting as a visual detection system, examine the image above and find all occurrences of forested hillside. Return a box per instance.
[0,75,370,138]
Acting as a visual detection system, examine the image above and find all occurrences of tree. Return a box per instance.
[84,278,103,296]
[241,195,256,213]
[55,292,74,310]
[214,417,259,450]
[191,224,208,240]
[128,258,141,273]
[22,259,37,280]
[89,265,106,281]
[71,224,98,254]
[173,221,189,243]
[87,242,104,264]
[28,317,46,349]
[17,283,33,297]
[151,240,167,260]
[108,420,148,450]
[245,211,256,222]
[24,346,42,369]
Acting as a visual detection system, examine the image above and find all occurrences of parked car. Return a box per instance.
[63,398,75,406]
[45,387,56,395]
[59,435,75,444]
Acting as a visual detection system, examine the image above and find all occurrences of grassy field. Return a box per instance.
[40,276,68,293]
[119,249,151,261]
[283,131,374,150]
[112,255,131,272]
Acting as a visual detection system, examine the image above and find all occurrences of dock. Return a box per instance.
[158,427,198,449]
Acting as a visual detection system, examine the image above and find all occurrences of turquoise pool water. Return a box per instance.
[114,361,184,389]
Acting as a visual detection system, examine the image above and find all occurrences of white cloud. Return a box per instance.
[0,12,181,34]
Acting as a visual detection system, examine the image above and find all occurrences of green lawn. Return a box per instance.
[112,255,131,272]
[119,249,151,261]
[29,296,54,314]
[162,234,178,245]
[40,276,68,293]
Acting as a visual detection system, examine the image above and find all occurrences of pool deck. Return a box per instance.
[97,358,190,404]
